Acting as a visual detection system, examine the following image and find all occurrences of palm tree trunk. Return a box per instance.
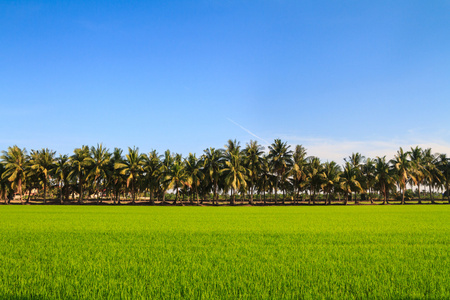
[132,180,136,204]
[79,179,83,204]
[43,180,47,204]
[65,184,70,203]
[214,182,218,205]
[27,188,32,204]
[274,178,278,205]
[429,185,435,204]
[196,188,200,206]
[402,187,405,205]
[18,177,23,203]
[60,183,63,204]
[174,187,179,205]
[263,182,266,205]
[447,183,450,204]
[418,183,422,204]
[96,181,100,205]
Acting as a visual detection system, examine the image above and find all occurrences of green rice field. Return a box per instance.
[0,206,449,299]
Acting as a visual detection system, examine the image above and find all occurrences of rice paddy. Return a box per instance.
[0,205,449,299]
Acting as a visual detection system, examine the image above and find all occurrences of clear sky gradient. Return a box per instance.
[1,1,450,162]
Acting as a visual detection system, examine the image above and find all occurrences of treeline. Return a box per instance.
[1,139,449,205]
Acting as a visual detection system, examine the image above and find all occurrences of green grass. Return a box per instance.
[0,206,449,299]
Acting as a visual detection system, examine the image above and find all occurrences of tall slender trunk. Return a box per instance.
[429,184,435,204]
[214,182,217,205]
[79,178,83,204]
[418,183,422,204]
[447,183,450,204]
[274,179,278,205]
[18,177,23,203]
[196,187,200,206]
[96,180,100,204]
[65,183,70,203]
[162,189,166,204]
[249,183,254,205]
[149,187,154,204]
[214,182,218,205]
[263,182,266,205]
[27,188,32,204]
[43,180,47,204]
[401,186,405,205]
[60,183,63,204]
[173,187,179,205]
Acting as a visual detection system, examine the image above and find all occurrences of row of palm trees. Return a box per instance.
[1,140,449,205]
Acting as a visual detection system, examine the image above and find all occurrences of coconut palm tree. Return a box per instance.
[268,139,293,204]
[184,153,203,205]
[165,160,189,205]
[257,155,272,204]
[422,148,443,203]
[115,147,144,204]
[28,148,56,204]
[361,158,376,203]
[306,156,323,205]
[0,163,11,203]
[243,140,264,205]
[202,147,223,205]
[69,146,91,204]
[1,146,27,203]
[109,148,124,204]
[408,146,429,203]
[222,140,246,205]
[159,150,175,204]
[53,154,71,204]
[87,144,111,204]
[345,153,365,203]
[142,150,161,204]
[374,156,395,204]
[340,162,362,205]
[320,161,341,205]
[390,147,416,204]
[437,153,450,203]
[289,145,308,204]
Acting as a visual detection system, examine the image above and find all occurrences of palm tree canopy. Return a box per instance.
[1,145,27,186]
[268,139,293,176]
[115,147,145,188]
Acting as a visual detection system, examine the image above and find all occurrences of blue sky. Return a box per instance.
[1,1,450,162]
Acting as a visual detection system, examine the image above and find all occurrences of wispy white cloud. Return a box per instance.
[227,118,270,145]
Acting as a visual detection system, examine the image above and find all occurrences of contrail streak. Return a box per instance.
[227,118,270,145]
